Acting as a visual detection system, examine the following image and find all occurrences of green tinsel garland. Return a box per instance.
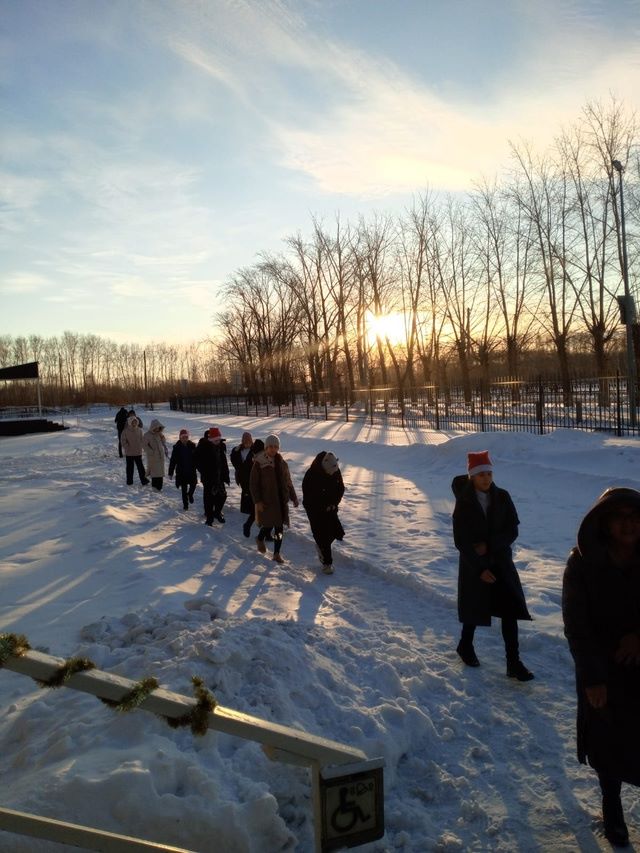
[102,676,159,711]
[0,633,217,736]
[37,657,96,688]
[0,633,31,665]
[167,676,217,736]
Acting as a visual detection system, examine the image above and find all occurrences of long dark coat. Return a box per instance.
[302,452,345,544]
[452,474,531,626]
[250,451,297,528]
[168,440,197,487]
[230,444,257,514]
[194,439,230,493]
[562,487,640,784]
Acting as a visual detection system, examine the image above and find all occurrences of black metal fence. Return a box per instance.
[171,374,639,437]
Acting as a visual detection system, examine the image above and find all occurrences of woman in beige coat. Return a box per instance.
[143,418,168,491]
[121,415,149,486]
[250,434,298,563]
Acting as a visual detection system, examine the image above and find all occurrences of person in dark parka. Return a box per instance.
[562,487,640,847]
[230,432,262,537]
[302,451,345,574]
[168,429,198,510]
[194,426,230,526]
[452,450,533,680]
[114,407,129,457]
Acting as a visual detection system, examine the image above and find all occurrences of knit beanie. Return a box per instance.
[468,451,492,477]
[179,429,189,438]
[265,434,280,449]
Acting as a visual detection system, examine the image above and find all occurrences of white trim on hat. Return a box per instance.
[468,463,492,477]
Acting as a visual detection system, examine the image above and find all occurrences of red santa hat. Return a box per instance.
[468,450,492,477]
[208,427,222,441]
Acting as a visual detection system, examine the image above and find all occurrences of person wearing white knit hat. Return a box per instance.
[451,451,533,681]
[250,434,298,563]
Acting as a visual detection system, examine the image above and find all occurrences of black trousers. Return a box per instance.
[126,456,147,484]
[180,481,196,508]
[461,617,519,661]
[258,526,283,553]
[203,482,227,522]
[117,429,124,457]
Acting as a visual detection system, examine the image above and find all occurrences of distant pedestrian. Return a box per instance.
[250,434,298,564]
[302,451,345,574]
[121,415,149,486]
[563,487,640,847]
[194,427,230,526]
[168,429,198,510]
[143,419,169,491]
[230,432,262,537]
[114,406,128,457]
[452,451,533,680]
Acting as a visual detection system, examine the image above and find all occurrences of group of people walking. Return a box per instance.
[452,449,640,847]
[114,414,345,573]
[114,409,640,845]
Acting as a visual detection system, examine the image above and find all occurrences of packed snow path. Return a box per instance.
[0,407,638,851]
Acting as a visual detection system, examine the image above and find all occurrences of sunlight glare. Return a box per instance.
[366,311,407,347]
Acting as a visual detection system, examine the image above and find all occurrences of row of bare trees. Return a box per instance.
[0,333,225,407]
[216,98,639,403]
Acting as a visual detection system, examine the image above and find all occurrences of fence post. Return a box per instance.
[292,389,295,419]
[537,376,545,435]
[369,386,374,426]
[479,382,485,432]
[616,371,623,437]
[435,386,440,431]
[324,398,328,421]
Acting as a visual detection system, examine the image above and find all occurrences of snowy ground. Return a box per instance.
[0,406,639,852]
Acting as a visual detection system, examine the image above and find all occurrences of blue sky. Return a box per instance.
[2,0,639,344]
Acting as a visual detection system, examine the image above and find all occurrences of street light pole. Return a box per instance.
[612,159,637,428]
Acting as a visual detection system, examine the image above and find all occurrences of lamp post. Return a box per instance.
[612,159,637,427]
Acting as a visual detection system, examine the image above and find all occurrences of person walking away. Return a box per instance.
[452,450,533,681]
[168,429,198,510]
[302,451,345,574]
[231,433,263,537]
[194,427,230,525]
[250,434,298,563]
[143,418,168,491]
[121,415,149,486]
[563,487,640,847]
[114,406,128,457]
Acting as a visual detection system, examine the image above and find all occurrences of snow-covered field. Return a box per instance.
[0,406,639,852]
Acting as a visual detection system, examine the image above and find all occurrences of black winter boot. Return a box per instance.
[456,641,480,667]
[506,659,534,681]
[603,791,629,847]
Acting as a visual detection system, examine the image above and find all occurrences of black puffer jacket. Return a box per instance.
[452,474,531,626]
[562,487,640,782]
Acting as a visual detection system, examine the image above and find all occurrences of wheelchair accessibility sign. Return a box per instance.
[320,758,384,850]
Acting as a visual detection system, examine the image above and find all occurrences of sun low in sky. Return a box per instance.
[1,0,639,344]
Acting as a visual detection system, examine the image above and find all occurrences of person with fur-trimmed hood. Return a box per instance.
[230,432,263,537]
[302,451,345,574]
[452,450,533,680]
[194,427,230,526]
[168,429,198,510]
[563,487,640,847]
[250,434,298,563]
[143,418,169,491]
[120,414,149,486]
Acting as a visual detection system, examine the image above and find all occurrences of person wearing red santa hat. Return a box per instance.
[194,426,230,526]
[451,450,533,681]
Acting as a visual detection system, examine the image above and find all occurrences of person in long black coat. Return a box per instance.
[194,427,230,526]
[562,487,640,847]
[168,429,198,510]
[452,450,533,680]
[114,407,128,457]
[302,451,345,575]
[230,433,262,537]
